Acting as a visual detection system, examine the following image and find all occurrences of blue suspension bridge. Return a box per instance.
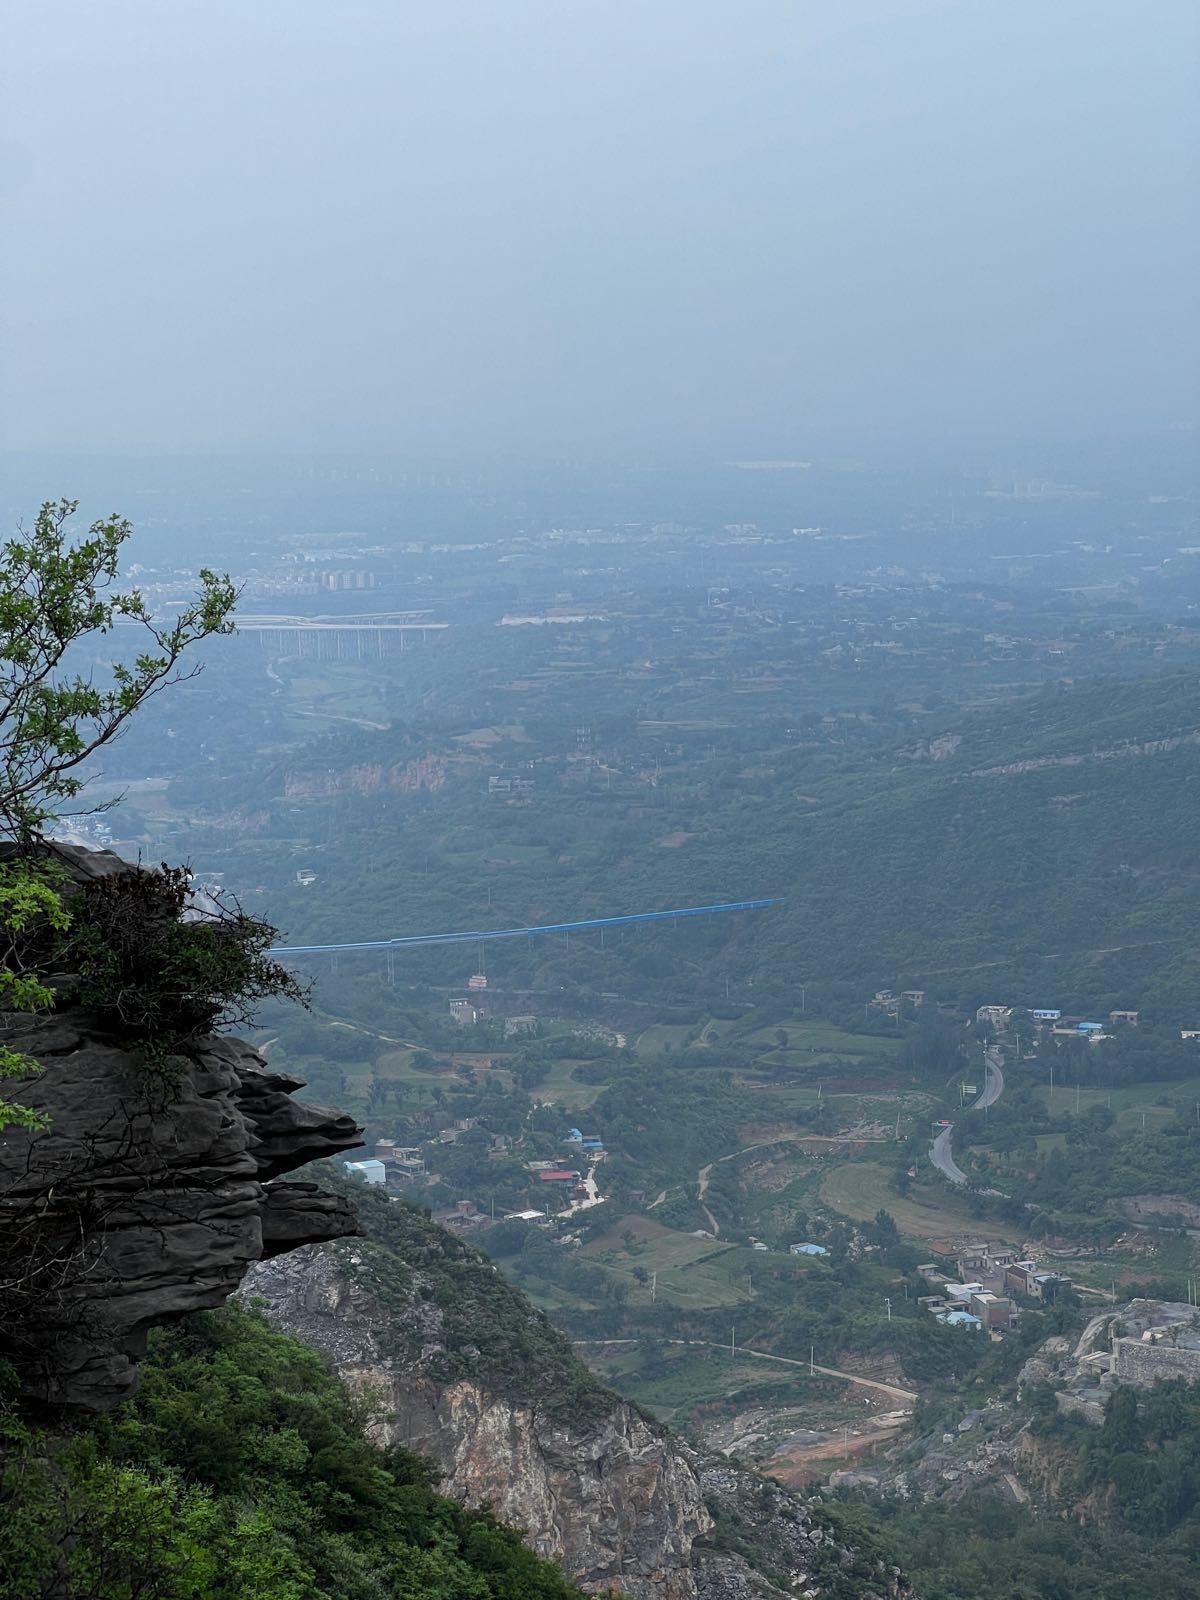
[266,898,780,959]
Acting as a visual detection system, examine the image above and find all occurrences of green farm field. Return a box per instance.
[634,1023,701,1055]
[576,1340,833,1423]
[579,1215,821,1310]
[819,1160,1022,1247]
[1033,1077,1200,1133]
[742,1020,902,1059]
[535,1058,607,1111]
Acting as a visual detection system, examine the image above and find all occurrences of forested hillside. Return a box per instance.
[0,1303,584,1600]
[244,670,1200,1015]
[727,671,1200,1003]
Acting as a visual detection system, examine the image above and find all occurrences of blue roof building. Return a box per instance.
[790,1242,830,1257]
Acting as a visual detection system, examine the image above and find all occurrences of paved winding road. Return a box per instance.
[929,1046,1005,1187]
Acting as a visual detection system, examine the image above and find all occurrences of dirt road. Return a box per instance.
[574,1336,917,1405]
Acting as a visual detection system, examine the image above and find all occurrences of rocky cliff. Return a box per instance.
[244,1184,909,1600]
[0,849,364,1411]
[247,1242,706,1599]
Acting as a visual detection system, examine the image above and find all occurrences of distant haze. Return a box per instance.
[2,1,1197,459]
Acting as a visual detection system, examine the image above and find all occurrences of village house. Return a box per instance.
[432,1199,490,1234]
[969,1291,1014,1331]
[343,1158,387,1186]
[504,1015,539,1037]
[957,1243,1018,1281]
[975,1005,1013,1029]
[1004,1261,1072,1301]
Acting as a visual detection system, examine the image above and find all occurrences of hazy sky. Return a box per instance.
[2,1,1197,459]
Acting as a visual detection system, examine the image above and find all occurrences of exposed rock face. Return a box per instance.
[246,1244,706,1598]
[245,1242,909,1600]
[283,755,446,799]
[0,981,362,1409]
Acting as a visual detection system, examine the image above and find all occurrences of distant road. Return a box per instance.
[929,1123,970,1185]
[929,1046,1004,1187]
[573,1337,917,1404]
[977,1048,1005,1109]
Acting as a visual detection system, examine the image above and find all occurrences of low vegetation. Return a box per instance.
[0,1302,584,1600]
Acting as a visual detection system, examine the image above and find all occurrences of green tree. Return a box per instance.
[0,500,236,1128]
[0,499,235,842]
[0,859,69,1130]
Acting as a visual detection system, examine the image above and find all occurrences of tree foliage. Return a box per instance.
[0,1303,585,1600]
[0,500,235,842]
[0,858,69,1130]
[67,862,305,1051]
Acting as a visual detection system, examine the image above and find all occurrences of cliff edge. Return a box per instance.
[0,847,363,1411]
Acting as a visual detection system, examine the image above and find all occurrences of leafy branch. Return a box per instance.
[0,499,236,843]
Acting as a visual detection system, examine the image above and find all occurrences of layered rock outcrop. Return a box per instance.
[0,845,363,1410]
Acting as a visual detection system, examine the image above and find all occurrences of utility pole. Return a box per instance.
[730,1325,736,1359]
[810,1345,815,1376]
[884,1297,892,1322]
[1050,1062,1054,1105]
[651,1271,657,1304]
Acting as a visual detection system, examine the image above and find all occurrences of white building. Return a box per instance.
[344,1159,387,1186]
